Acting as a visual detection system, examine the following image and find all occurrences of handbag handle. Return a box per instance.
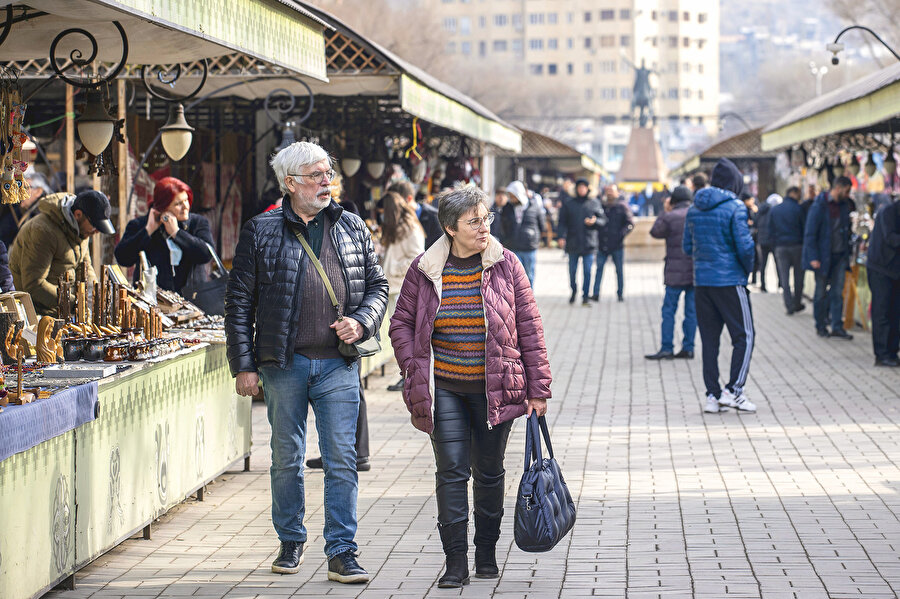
[293,229,344,320]
[524,415,555,470]
[205,242,228,277]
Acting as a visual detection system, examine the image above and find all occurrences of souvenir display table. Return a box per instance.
[0,341,251,599]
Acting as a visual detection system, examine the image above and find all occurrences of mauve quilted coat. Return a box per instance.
[389,235,552,434]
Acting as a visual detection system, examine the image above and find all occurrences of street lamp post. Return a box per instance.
[827,25,900,65]
[809,62,828,96]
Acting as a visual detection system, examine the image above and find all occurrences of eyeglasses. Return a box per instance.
[289,169,336,185]
[458,212,495,231]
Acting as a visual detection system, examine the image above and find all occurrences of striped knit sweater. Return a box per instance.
[432,252,486,393]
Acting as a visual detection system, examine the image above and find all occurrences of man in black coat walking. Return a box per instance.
[769,186,806,314]
[646,185,695,359]
[867,199,900,366]
[557,178,606,305]
[591,184,634,302]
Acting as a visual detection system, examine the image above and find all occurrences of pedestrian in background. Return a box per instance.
[802,176,854,340]
[389,186,551,588]
[683,158,757,414]
[742,191,760,286]
[646,185,695,360]
[769,186,806,314]
[557,178,606,305]
[755,194,779,293]
[866,198,900,367]
[387,180,442,249]
[691,172,708,193]
[591,184,634,302]
[495,180,544,287]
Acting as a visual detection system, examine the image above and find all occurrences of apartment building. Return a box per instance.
[434,0,720,172]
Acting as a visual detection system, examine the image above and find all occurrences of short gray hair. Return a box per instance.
[437,186,489,237]
[270,141,331,194]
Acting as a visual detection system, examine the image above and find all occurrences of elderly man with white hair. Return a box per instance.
[225,141,388,582]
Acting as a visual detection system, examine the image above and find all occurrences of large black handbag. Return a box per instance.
[514,415,576,552]
[181,243,228,316]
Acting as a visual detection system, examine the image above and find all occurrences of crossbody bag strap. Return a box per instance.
[293,229,344,320]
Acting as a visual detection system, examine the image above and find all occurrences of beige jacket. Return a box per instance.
[381,227,425,293]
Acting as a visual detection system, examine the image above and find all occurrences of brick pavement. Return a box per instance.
[47,251,900,599]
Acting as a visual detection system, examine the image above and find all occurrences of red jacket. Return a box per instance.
[389,235,552,434]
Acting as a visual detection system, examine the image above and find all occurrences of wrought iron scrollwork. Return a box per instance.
[49,21,129,88]
[264,80,314,126]
[140,59,209,102]
[0,5,13,50]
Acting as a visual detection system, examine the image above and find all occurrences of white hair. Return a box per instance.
[270,141,331,194]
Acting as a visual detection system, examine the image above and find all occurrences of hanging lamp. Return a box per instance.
[77,89,116,156]
[159,104,195,161]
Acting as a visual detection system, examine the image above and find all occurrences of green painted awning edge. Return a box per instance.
[400,74,521,152]
[761,79,900,151]
[91,0,328,81]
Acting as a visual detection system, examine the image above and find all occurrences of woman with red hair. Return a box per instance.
[115,176,213,292]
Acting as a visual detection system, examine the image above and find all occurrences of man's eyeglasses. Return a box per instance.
[289,169,336,185]
[459,212,495,231]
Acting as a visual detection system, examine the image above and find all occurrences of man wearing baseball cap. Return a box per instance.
[10,189,116,315]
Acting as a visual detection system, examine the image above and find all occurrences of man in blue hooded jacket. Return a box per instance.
[684,159,757,414]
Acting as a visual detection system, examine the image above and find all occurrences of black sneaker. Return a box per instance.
[272,541,304,574]
[327,550,369,584]
[617,295,624,302]
[569,291,576,304]
[306,456,371,472]
[386,378,404,392]
[581,297,591,306]
[816,328,830,338]
[674,350,694,359]
[589,294,600,302]
[644,350,674,360]
[829,328,853,340]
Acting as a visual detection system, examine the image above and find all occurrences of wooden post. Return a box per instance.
[65,85,75,193]
[92,171,102,279]
[117,78,128,234]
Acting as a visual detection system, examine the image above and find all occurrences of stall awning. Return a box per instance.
[0,0,329,81]
[761,62,900,151]
[672,128,778,177]
[493,128,605,175]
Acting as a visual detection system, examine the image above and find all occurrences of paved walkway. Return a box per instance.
[49,251,900,599]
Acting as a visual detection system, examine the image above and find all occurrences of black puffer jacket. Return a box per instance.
[557,195,605,255]
[225,199,388,375]
[597,200,634,253]
[499,182,544,252]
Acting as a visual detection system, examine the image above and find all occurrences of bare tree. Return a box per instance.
[825,0,900,68]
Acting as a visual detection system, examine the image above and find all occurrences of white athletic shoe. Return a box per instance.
[704,395,727,413]
[720,389,757,413]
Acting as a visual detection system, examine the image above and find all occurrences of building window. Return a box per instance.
[478,16,486,28]
[651,10,657,20]
[459,17,471,35]
[461,41,472,55]
[651,36,658,47]
[548,38,558,50]
[584,11,592,22]
[529,64,543,75]
[683,62,691,72]
[584,62,592,74]
[493,40,507,51]
[620,58,631,72]
[512,39,523,55]
[512,14,523,29]
[601,87,616,100]
[668,10,678,22]
[698,39,706,49]
[585,89,593,100]
[620,35,630,47]
[698,12,708,23]
[442,17,457,33]
[682,37,690,48]
[567,38,574,49]
[667,61,677,73]
[619,9,631,19]
[620,87,631,100]
[529,39,543,50]
[567,12,574,23]
[600,35,614,47]
[698,63,705,74]
[683,11,690,21]
[600,9,614,20]
[547,12,558,24]
[584,36,592,48]
[567,63,573,75]
[683,89,692,99]
[529,13,544,25]
[446,42,456,54]
[548,63,557,75]
[599,60,615,72]
[493,14,508,26]
[479,41,486,56]
[698,90,704,100]
[668,88,679,99]
[668,36,678,48]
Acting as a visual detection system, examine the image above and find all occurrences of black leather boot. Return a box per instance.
[473,514,501,579]
[437,521,469,588]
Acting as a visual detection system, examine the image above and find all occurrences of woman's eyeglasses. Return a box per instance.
[459,212,495,231]
[290,169,336,185]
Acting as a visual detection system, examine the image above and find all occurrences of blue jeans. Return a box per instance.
[259,355,360,558]
[593,248,624,298]
[660,285,696,352]
[813,255,848,332]
[514,250,537,288]
[568,252,595,299]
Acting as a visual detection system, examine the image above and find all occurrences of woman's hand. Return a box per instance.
[161,211,179,238]
[526,398,547,417]
[146,209,162,236]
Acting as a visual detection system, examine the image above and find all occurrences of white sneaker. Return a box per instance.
[720,389,757,413]
[704,395,727,413]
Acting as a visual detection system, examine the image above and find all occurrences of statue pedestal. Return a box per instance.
[617,126,668,187]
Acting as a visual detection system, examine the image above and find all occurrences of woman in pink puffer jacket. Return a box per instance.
[389,186,552,588]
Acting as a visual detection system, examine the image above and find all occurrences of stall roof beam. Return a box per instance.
[762,63,900,151]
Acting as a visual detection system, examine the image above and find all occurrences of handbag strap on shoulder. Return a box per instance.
[293,229,343,320]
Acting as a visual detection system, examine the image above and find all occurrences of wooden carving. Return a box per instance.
[0,312,22,364]
[37,315,65,364]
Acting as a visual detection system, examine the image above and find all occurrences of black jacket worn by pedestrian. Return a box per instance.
[115,213,214,293]
[417,202,443,249]
[756,202,775,247]
[597,201,634,253]
[867,200,900,280]
[499,198,544,252]
[768,196,805,247]
[650,202,693,287]
[224,199,389,376]
[0,240,13,292]
[557,195,605,255]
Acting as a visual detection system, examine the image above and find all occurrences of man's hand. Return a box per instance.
[584,215,597,226]
[331,317,363,344]
[810,260,821,270]
[236,371,260,396]
[526,398,548,417]
[557,238,565,250]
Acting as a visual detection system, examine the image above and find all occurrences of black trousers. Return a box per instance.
[868,269,900,361]
[757,244,778,289]
[695,286,755,398]
[774,245,804,311]
[431,388,513,526]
